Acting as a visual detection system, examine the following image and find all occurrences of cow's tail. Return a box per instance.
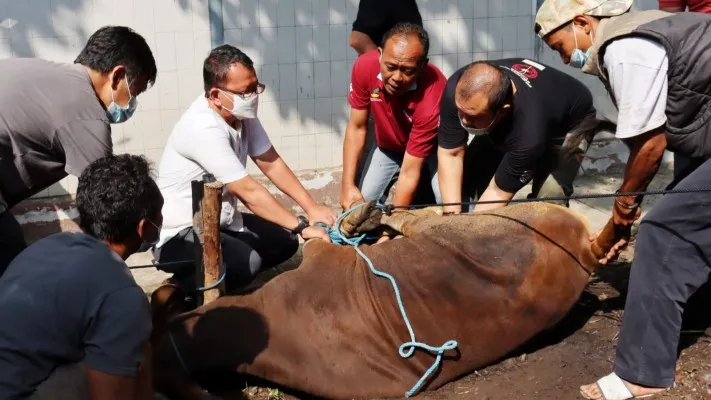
[558,117,617,163]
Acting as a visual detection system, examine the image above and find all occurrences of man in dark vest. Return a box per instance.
[535,0,711,398]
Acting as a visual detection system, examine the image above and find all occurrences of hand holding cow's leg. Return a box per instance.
[380,207,443,237]
[338,201,443,239]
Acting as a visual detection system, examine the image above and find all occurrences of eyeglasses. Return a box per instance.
[219,82,266,100]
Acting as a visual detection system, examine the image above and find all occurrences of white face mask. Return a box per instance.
[459,116,490,135]
[458,109,500,136]
[220,89,259,120]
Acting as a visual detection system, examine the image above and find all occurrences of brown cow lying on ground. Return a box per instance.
[150,202,598,400]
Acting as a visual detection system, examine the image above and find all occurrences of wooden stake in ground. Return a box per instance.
[190,180,205,306]
[201,180,225,303]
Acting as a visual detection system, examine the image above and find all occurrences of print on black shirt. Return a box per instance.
[438,58,596,193]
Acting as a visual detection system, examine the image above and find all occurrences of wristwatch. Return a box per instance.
[292,215,310,235]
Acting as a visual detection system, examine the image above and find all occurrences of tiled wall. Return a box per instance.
[0,0,659,199]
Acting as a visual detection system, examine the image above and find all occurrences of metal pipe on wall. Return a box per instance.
[208,0,224,48]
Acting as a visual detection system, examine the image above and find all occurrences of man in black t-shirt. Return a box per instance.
[438,59,602,213]
[349,0,423,56]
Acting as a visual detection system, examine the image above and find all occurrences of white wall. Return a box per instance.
[0,0,659,200]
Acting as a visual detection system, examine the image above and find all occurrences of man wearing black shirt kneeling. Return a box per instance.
[0,154,161,400]
[437,58,605,213]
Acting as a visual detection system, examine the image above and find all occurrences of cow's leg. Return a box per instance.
[380,207,443,237]
[338,201,443,239]
[153,335,217,400]
[151,286,218,400]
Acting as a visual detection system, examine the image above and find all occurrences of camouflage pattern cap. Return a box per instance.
[534,0,633,38]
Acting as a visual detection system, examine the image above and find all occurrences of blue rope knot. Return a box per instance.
[399,340,459,397]
[317,203,459,397]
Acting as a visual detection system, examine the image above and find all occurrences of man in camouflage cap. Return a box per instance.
[535,0,711,399]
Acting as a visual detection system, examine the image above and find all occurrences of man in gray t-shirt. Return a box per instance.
[0,26,157,275]
[0,154,164,400]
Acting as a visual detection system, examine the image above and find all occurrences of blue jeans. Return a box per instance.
[358,147,441,205]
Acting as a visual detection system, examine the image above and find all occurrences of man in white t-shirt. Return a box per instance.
[154,45,336,292]
[536,0,711,398]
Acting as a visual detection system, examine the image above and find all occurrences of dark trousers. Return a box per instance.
[0,211,26,277]
[614,157,711,388]
[153,213,298,292]
[672,153,705,184]
[461,135,583,211]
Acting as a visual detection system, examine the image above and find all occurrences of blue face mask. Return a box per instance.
[569,24,593,69]
[106,76,138,124]
[569,48,590,69]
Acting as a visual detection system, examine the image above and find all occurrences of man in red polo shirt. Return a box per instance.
[340,22,447,210]
[659,0,711,13]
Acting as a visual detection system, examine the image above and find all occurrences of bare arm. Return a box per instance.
[340,108,370,210]
[342,108,370,187]
[133,342,153,400]
[660,5,685,11]
[349,31,378,55]
[473,178,515,212]
[617,127,667,204]
[227,176,330,240]
[392,152,425,207]
[437,145,466,214]
[253,147,336,224]
[593,127,667,263]
[85,342,152,400]
[226,175,301,231]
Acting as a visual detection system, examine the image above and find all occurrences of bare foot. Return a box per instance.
[580,375,667,399]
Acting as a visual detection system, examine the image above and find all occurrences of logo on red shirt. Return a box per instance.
[370,87,382,102]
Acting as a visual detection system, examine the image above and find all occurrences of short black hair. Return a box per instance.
[456,61,514,114]
[75,26,157,87]
[203,44,255,95]
[381,22,430,63]
[76,154,163,243]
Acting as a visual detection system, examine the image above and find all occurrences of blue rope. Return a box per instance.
[318,203,459,397]
[196,270,226,292]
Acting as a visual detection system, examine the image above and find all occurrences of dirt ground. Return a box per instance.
[213,241,711,400]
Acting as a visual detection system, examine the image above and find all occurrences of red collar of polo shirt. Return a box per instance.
[376,73,418,92]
